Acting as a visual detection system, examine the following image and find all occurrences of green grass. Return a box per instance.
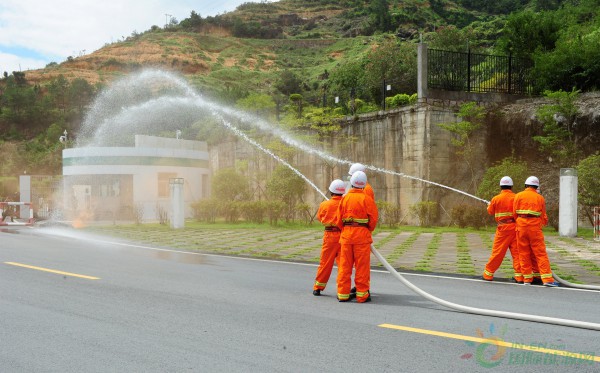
[82,221,599,282]
[456,232,475,275]
[414,232,442,272]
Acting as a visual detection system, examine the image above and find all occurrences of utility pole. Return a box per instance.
[165,14,172,29]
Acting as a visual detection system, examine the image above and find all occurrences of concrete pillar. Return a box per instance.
[19,175,31,219]
[417,43,428,100]
[559,168,578,237]
[170,178,185,229]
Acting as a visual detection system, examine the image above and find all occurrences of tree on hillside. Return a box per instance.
[236,93,276,118]
[369,0,393,32]
[361,38,418,103]
[275,70,302,96]
[438,101,487,192]
[48,75,70,115]
[576,153,600,225]
[533,89,582,167]
[69,78,96,114]
[496,10,561,60]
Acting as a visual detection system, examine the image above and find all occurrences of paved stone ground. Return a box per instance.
[88,225,600,286]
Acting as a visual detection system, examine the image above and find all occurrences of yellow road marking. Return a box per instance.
[4,262,100,280]
[379,324,599,363]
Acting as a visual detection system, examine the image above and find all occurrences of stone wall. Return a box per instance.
[209,104,484,225]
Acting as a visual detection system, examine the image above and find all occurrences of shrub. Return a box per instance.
[265,200,287,226]
[295,202,315,225]
[239,201,266,224]
[463,205,489,230]
[450,205,468,228]
[191,198,219,223]
[385,93,417,108]
[410,201,438,227]
[377,200,402,228]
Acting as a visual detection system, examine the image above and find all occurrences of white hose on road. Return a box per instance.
[371,244,600,331]
[553,271,600,291]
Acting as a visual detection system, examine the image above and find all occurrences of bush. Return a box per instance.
[191,198,220,223]
[239,201,267,224]
[410,201,438,227]
[265,200,287,226]
[463,205,489,230]
[295,202,315,225]
[220,201,240,223]
[451,204,490,229]
[385,93,417,108]
[450,205,468,228]
[377,200,402,228]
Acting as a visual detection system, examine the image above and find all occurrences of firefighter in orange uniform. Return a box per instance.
[513,176,559,287]
[483,176,522,283]
[313,179,346,296]
[348,163,375,201]
[336,171,378,302]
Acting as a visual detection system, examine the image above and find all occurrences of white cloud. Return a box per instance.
[0,0,254,74]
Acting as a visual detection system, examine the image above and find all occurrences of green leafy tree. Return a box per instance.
[266,165,306,223]
[236,93,276,118]
[496,11,561,59]
[361,38,418,102]
[69,78,95,114]
[369,0,392,32]
[289,93,303,119]
[533,89,581,167]
[438,101,486,190]
[477,156,529,202]
[275,70,302,96]
[211,168,249,201]
[48,75,70,115]
[576,153,600,225]
[533,26,600,92]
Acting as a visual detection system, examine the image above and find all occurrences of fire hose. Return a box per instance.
[370,244,600,331]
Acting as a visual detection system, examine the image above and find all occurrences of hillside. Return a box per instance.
[23,0,512,90]
[2,0,599,183]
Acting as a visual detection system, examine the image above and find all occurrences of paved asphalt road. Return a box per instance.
[1,227,599,372]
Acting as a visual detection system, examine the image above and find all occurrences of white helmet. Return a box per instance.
[350,171,367,188]
[525,176,540,188]
[328,179,346,194]
[348,163,366,176]
[499,176,513,186]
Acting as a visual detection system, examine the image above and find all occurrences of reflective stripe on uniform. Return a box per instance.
[541,273,553,279]
[356,291,369,297]
[484,269,494,277]
[314,280,327,287]
[342,218,369,223]
[494,212,513,218]
[515,209,541,216]
[338,293,350,300]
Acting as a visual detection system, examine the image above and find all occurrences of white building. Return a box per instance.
[62,135,209,222]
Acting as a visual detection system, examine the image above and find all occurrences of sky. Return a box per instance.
[0,0,253,74]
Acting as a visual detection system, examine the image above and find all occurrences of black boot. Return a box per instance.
[313,289,321,296]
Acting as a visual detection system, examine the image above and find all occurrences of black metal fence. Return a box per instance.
[428,49,535,95]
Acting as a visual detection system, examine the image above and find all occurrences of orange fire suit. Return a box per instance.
[483,189,522,282]
[513,187,554,284]
[336,188,378,302]
[313,195,342,292]
[364,182,375,201]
